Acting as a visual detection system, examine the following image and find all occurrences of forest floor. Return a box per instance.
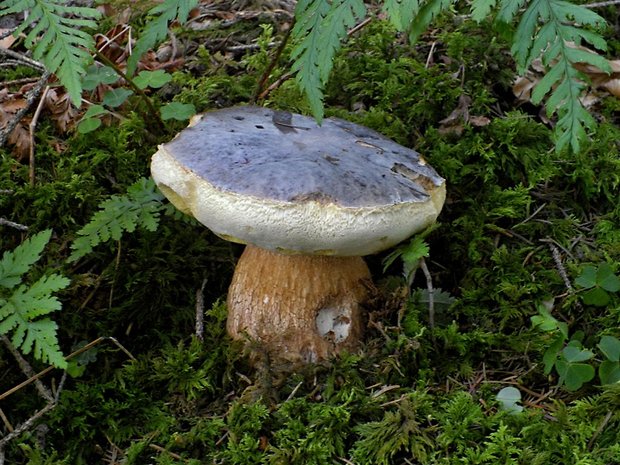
[1,1,620,464]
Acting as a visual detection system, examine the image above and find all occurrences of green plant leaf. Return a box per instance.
[543,334,565,375]
[496,386,523,413]
[0,230,52,289]
[77,118,102,134]
[575,265,597,289]
[599,360,620,385]
[291,0,366,122]
[556,360,595,391]
[408,0,453,43]
[562,345,594,363]
[134,69,173,89]
[82,64,118,91]
[102,88,134,108]
[160,102,196,121]
[596,263,620,292]
[0,0,101,105]
[510,0,609,153]
[126,0,199,75]
[582,287,610,307]
[382,0,420,30]
[598,335,620,362]
[69,178,166,261]
[471,0,497,22]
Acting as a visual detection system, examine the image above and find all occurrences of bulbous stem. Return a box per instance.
[227,245,371,364]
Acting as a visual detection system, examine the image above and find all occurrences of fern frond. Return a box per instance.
[0,229,52,289]
[471,0,497,22]
[69,178,166,261]
[0,0,101,105]
[408,0,454,43]
[509,0,609,152]
[291,0,366,122]
[382,0,421,31]
[126,0,199,74]
[0,231,69,368]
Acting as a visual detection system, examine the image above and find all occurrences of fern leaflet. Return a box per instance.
[0,230,69,368]
[408,0,454,43]
[0,229,51,288]
[508,0,609,152]
[126,0,199,75]
[69,178,166,261]
[0,0,101,105]
[291,0,366,122]
[382,0,420,32]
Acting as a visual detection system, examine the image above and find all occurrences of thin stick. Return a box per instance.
[1,335,53,402]
[419,257,435,328]
[0,218,28,231]
[0,408,13,433]
[0,336,135,402]
[93,48,166,133]
[0,71,50,148]
[253,21,295,103]
[347,17,372,36]
[0,48,45,71]
[195,278,207,341]
[0,402,56,448]
[29,85,50,186]
[584,0,620,7]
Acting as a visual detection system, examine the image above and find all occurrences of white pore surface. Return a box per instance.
[151,148,446,256]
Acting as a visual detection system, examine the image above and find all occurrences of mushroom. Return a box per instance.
[150,106,445,364]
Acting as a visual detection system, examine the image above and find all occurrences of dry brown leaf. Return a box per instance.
[0,28,16,49]
[44,89,79,132]
[0,107,30,161]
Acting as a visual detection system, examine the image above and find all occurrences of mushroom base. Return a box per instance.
[227,245,371,365]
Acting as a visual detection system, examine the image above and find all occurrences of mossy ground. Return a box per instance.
[1,6,619,465]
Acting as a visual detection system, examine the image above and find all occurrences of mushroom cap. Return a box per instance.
[151,106,446,256]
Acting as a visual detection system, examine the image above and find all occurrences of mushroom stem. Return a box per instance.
[226,245,371,364]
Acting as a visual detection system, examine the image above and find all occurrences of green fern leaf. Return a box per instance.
[0,0,101,105]
[0,232,69,369]
[408,0,454,43]
[69,178,166,261]
[291,0,366,122]
[126,0,199,75]
[471,0,497,22]
[510,0,609,152]
[0,229,52,289]
[382,0,420,31]
[496,0,528,25]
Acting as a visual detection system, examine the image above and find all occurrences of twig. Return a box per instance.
[29,85,50,186]
[588,410,613,450]
[0,218,28,231]
[347,17,372,36]
[253,21,295,103]
[548,243,573,291]
[1,335,53,402]
[0,336,135,403]
[584,0,620,7]
[148,443,185,461]
[258,72,293,100]
[0,409,12,433]
[0,71,50,148]
[0,77,41,87]
[419,257,435,328]
[0,48,45,72]
[195,278,207,341]
[425,41,437,69]
[0,402,56,448]
[92,48,166,134]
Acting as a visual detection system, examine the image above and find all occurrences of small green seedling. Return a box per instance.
[78,66,195,133]
[532,304,620,390]
[575,263,620,307]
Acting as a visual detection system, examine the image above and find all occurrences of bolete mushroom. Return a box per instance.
[151,106,445,364]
